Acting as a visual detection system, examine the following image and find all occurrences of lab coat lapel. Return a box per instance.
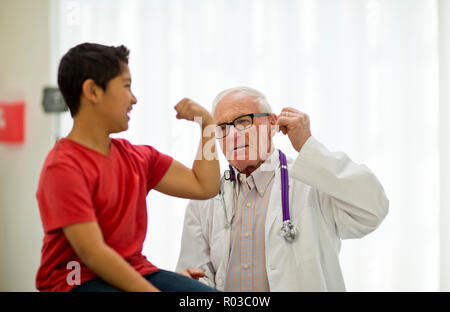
[265,156,282,237]
[222,179,235,225]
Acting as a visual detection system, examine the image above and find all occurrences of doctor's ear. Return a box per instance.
[269,114,278,136]
[269,113,277,125]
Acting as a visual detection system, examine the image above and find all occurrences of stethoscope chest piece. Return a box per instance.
[280,220,297,241]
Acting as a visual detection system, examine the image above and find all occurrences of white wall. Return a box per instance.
[439,0,450,292]
[0,0,54,291]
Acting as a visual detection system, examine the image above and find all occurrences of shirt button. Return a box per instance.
[244,232,250,238]
[243,264,250,269]
[246,203,251,208]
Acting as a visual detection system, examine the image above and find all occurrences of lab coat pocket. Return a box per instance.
[210,227,229,269]
[297,257,327,291]
[294,205,320,264]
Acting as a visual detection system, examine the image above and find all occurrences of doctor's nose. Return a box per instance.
[228,125,239,137]
[228,125,245,143]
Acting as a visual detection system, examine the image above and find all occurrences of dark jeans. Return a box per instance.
[71,269,219,292]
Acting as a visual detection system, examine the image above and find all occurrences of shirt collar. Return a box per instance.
[234,149,278,196]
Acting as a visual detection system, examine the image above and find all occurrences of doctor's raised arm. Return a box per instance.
[276,107,389,239]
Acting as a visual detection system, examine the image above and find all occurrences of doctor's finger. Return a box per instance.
[281,107,302,113]
[274,123,288,135]
[187,268,206,279]
[177,269,191,278]
[276,116,296,128]
[280,108,302,117]
[279,112,304,120]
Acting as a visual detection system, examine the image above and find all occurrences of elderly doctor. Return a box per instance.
[176,86,389,291]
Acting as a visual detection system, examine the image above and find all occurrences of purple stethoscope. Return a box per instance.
[223,150,297,241]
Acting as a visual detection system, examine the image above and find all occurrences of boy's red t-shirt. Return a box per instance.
[35,138,173,292]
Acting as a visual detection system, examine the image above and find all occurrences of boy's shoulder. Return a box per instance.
[43,138,80,169]
[42,138,118,171]
[111,138,162,158]
[37,139,89,192]
[42,138,167,172]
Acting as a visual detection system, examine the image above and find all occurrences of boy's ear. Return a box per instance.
[81,79,103,104]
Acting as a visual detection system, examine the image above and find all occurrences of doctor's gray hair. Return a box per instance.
[211,86,273,115]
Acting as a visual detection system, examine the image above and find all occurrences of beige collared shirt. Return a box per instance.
[225,152,277,292]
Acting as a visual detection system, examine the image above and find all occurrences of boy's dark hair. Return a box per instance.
[57,43,130,117]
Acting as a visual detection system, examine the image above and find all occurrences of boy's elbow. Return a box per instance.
[75,246,93,265]
[80,245,117,274]
[195,171,220,199]
[198,183,220,199]
[74,241,108,266]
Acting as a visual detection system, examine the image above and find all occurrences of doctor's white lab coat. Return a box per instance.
[176,136,389,291]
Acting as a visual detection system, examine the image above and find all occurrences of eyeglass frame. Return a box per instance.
[215,113,271,139]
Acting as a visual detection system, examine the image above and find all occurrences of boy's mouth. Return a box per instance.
[126,107,132,118]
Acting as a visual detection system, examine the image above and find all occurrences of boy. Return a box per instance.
[35,43,220,292]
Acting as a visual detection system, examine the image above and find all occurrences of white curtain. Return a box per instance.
[51,0,450,291]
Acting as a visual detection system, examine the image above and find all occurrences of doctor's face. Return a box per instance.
[213,91,276,173]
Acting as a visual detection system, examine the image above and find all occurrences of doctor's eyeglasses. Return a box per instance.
[215,113,270,139]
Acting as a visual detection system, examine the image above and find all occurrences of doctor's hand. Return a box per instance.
[174,98,214,128]
[177,268,206,280]
[276,107,312,152]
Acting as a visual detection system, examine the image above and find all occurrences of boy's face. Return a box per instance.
[97,63,137,133]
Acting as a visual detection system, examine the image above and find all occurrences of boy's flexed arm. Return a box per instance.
[154,98,220,200]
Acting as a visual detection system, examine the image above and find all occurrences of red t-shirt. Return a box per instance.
[35,138,173,292]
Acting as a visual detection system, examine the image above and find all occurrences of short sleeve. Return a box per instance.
[36,163,97,233]
[139,145,173,191]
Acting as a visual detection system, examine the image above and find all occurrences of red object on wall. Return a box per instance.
[0,100,25,143]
